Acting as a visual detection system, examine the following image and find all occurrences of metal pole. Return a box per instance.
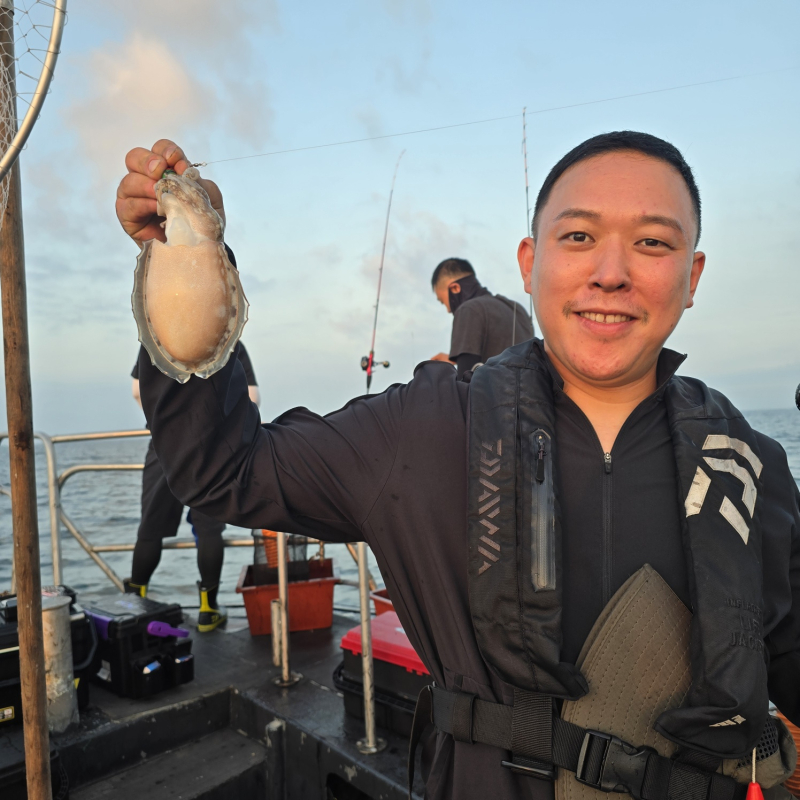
[0,5,52,797]
[270,599,281,667]
[36,434,61,585]
[59,509,124,591]
[356,541,386,754]
[273,532,299,687]
[346,542,377,591]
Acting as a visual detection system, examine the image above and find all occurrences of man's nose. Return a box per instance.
[588,237,631,292]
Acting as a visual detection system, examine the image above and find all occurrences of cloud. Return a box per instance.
[65,34,215,188]
[59,1,278,191]
[84,0,280,46]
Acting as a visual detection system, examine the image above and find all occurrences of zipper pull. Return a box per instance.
[604,452,612,474]
[536,436,546,483]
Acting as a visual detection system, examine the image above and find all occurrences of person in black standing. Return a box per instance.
[430,257,534,376]
[126,344,260,632]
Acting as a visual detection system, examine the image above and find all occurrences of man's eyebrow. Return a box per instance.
[637,214,685,235]
[553,208,602,223]
[552,209,687,236]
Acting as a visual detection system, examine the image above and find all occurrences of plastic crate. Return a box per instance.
[236,558,338,636]
[336,611,431,737]
[83,595,193,699]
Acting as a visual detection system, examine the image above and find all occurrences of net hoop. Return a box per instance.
[0,0,66,183]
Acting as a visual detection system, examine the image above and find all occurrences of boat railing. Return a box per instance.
[0,427,386,753]
[0,428,258,592]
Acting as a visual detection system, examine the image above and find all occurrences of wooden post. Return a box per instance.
[0,4,53,799]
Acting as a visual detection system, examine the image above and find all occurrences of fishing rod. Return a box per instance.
[522,108,534,321]
[361,151,405,393]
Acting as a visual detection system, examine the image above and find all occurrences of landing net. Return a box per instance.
[0,0,66,231]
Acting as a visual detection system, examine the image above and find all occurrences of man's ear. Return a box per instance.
[686,251,706,309]
[517,237,535,295]
[449,281,462,294]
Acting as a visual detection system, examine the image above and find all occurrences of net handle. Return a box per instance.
[0,0,67,183]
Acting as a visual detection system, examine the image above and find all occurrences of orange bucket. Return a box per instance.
[236,558,338,636]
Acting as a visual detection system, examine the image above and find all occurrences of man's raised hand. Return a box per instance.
[115,139,225,246]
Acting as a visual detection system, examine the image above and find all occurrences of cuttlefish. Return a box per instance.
[131,167,248,383]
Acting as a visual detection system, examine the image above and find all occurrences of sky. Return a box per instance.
[0,0,799,434]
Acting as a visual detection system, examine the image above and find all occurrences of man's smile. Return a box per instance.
[576,310,635,324]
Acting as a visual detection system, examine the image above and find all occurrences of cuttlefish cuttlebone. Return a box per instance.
[131,167,248,383]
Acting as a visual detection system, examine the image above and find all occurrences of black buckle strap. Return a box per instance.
[413,687,749,800]
[575,730,654,796]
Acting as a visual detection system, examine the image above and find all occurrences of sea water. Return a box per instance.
[0,409,797,613]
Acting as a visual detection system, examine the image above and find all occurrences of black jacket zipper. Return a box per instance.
[602,451,613,605]
[531,429,555,591]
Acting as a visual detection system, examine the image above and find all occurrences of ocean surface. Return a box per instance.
[0,409,797,614]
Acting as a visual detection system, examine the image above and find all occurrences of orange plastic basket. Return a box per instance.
[236,558,338,636]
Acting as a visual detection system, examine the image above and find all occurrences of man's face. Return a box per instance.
[433,277,461,314]
[518,151,705,388]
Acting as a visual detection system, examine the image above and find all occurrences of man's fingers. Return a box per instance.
[124,140,190,182]
[118,196,158,222]
[116,171,158,202]
[152,139,189,173]
[125,146,169,180]
[115,196,159,231]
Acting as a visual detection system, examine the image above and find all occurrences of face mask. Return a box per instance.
[449,275,486,313]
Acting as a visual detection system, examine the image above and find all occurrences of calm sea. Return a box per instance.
[0,408,797,611]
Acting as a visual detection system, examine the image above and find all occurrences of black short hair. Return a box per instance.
[431,257,475,289]
[532,131,701,244]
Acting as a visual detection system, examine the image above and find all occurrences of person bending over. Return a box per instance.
[430,257,533,376]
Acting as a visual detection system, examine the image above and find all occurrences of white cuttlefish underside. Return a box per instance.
[131,167,248,383]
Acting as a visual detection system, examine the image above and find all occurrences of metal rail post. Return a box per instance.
[356,541,386,754]
[273,531,300,687]
[0,4,52,795]
[346,541,377,591]
[36,434,61,585]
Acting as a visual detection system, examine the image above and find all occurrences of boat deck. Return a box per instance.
[1,608,424,800]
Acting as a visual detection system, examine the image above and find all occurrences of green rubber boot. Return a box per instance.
[123,578,147,597]
[197,583,227,633]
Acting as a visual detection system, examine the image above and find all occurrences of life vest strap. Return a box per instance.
[408,686,747,800]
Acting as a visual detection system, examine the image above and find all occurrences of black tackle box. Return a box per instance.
[0,726,69,799]
[334,610,432,737]
[0,586,97,728]
[82,595,194,699]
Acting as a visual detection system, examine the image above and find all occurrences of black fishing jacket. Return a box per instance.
[137,339,800,800]
[469,341,787,759]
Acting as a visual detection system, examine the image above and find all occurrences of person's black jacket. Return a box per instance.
[137,343,800,800]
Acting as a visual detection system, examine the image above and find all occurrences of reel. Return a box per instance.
[361,356,390,372]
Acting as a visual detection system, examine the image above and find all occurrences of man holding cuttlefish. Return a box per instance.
[116,132,800,800]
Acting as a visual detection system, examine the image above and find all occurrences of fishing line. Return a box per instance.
[191,65,798,169]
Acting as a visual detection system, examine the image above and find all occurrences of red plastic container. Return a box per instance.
[336,611,431,737]
[370,588,394,615]
[340,610,428,677]
[236,558,339,636]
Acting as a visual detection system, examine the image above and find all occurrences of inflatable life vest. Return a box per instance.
[467,340,767,759]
